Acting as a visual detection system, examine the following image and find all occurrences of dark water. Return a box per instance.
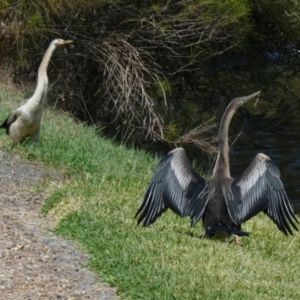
[229,132,300,214]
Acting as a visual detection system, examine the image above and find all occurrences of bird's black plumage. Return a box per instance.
[135,150,207,227]
[135,91,298,239]
[0,110,19,135]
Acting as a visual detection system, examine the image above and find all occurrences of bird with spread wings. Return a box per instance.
[136,91,298,240]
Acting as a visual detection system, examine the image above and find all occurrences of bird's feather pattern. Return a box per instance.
[186,181,215,226]
[135,148,208,227]
[224,153,298,235]
[0,109,20,134]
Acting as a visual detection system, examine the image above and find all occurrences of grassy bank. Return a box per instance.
[1,86,300,300]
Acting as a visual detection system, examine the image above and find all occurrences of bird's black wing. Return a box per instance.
[0,109,20,135]
[135,148,211,227]
[224,153,298,235]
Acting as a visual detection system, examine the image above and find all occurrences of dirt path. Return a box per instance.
[0,150,120,300]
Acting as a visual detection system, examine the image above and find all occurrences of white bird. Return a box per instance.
[0,39,73,143]
[136,91,298,240]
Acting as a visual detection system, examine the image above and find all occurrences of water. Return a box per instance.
[229,132,300,214]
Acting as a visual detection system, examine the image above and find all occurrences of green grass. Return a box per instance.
[1,86,300,300]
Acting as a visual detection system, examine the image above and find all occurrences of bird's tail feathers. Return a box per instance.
[205,223,250,238]
[0,119,7,128]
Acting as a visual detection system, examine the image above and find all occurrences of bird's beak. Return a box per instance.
[57,40,73,46]
[244,91,261,101]
[254,91,260,107]
[239,91,261,107]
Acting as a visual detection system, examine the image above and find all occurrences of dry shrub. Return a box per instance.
[2,0,299,153]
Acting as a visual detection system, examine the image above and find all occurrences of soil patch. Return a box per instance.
[0,150,120,300]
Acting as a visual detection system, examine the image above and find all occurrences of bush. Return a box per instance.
[1,0,300,152]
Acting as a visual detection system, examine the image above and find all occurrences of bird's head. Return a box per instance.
[52,39,73,47]
[232,91,261,109]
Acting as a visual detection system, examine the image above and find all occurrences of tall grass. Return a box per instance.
[1,87,300,300]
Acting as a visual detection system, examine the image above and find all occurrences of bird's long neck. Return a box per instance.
[212,101,238,179]
[29,43,57,106]
[211,91,260,179]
